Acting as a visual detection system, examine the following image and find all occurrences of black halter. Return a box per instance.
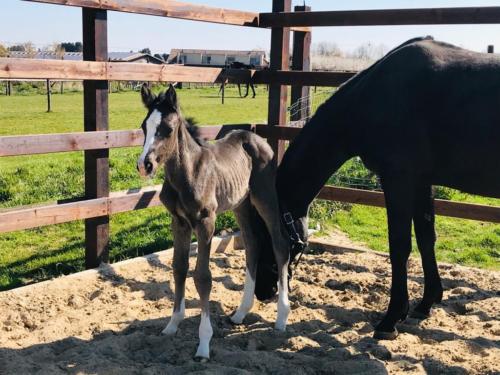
[282,211,308,272]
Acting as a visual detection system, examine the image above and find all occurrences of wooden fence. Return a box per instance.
[1,1,499,269]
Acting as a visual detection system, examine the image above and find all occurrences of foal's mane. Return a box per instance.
[183,116,206,146]
[153,90,205,146]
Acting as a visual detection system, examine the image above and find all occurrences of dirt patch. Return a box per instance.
[0,236,498,374]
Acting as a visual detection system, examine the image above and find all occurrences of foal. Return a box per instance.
[137,84,290,360]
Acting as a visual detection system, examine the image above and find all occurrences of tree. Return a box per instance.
[8,44,25,51]
[140,47,151,55]
[313,42,343,57]
[0,44,8,57]
[350,42,387,60]
[60,42,82,52]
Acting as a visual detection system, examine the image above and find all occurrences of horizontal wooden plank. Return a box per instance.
[0,130,143,156]
[21,0,310,31]
[1,183,497,233]
[24,0,259,27]
[0,186,164,233]
[0,58,253,83]
[260,7,500,27]
[0,125,261,157]
[254,70,355,86]
[255,125,301,141]
[0,198,108,233]
[318,186,500,223]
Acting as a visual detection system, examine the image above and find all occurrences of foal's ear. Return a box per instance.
[141,83,155,108]
[165,84,178,110]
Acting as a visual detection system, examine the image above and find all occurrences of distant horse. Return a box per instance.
[253,37,500,340]
[137,84,290,360]
[219,62,257,98]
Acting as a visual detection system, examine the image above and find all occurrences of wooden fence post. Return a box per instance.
[291,5,311,122]
[267,0,291,164]
[83,8,110,269]
[46,79,52,112]
[488,45,494,53]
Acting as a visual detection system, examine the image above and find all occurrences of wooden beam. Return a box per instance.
[21,0,309,31]
[0,58,254,83]
[23,0,259,27]
[0,58,356,86]
[0,125,259,157]
[83,8,109,269]
[317,186,500,223]
[291,5,312,122]
[0,186,163,234]
[267,0,291,164]
[259,7,500,28]
[2,184,497,234]
[255,70,356,86]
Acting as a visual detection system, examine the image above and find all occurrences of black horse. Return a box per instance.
[252,37,500,339]
[219,61,257,98]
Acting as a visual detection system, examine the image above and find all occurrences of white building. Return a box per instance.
[168,49,268,68]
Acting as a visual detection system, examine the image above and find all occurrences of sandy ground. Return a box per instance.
[0,234,499,375]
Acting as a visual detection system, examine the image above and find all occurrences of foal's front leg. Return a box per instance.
[193,212,216,361]
[162,215,192,336]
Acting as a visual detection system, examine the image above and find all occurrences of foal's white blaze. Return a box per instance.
[231,268,255,324]
[275,266,290,331]
[162,298,185,336]
[195,312,213,359]
[138,109,162,171]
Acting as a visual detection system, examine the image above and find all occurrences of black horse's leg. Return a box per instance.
[411,184,443,319]
[238,84,243,98]
[244,83,249,98]
[250,83,256,98]
[374,175,414,339]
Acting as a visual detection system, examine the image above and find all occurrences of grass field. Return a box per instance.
[0,86,498,290]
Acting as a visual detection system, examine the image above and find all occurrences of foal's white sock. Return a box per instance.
[231,268,255,324]
[195,312,213,359]
[275,267,290,331]
[162,298,185,336]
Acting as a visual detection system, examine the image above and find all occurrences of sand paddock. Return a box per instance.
[0,235,498,374]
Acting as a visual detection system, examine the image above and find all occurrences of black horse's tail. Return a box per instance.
[247,203,279,301]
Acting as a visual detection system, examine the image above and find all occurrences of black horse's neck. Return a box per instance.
[277,96,355,220]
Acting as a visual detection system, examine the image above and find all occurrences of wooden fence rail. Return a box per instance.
[22,0,309,31]
[0,58,356,87]
[260,7,500,28]
[2,184,498,234]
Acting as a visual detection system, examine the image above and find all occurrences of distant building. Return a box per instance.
[168,49,268,68]
[7,51,165,64]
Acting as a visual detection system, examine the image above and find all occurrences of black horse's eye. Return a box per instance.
[155,125,172,138]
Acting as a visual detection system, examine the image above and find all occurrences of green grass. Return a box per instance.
[0,86,498,290]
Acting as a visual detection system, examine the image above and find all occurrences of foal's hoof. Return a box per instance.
[229,311,245,325]
[194,355,210,363]
[373,328,398,340]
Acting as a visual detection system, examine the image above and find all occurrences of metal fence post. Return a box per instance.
[291,5,312,122]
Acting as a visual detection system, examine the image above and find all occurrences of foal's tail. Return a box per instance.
[248,204,279,301]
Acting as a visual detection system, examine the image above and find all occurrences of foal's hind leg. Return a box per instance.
[231,198,259,324]
[162,215,192,336]
[411,184,442,319]
[250,189,290,331]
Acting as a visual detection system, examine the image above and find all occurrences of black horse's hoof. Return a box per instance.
[409,309,431,320]
[373,328,399,340]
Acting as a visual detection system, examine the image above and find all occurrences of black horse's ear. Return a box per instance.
[165,84,178,110]
[141,83,155,108]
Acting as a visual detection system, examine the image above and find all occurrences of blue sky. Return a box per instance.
[2,1,500,54]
